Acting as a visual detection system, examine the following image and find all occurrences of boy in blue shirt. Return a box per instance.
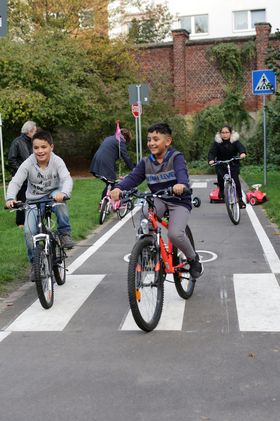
[110,122,203,279]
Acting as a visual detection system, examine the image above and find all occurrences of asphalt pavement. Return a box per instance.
[0,175,280,421]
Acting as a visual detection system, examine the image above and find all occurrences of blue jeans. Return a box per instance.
[24,193,71,262]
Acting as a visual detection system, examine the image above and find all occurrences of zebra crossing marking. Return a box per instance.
[5,275,105,332]
[234,273,280,331]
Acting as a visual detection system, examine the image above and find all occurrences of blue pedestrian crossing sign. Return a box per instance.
[252,70,276,95]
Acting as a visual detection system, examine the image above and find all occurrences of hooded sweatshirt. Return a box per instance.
[6,152,73,201]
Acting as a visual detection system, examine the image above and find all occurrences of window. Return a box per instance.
[179,14,208,35]
[233,9,265,31]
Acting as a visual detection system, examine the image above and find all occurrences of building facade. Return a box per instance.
[137,23,279,115]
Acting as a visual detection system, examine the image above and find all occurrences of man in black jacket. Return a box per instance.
[8,121,37,226]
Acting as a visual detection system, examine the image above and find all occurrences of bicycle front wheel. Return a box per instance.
[128,236,164,332]
[99,198,110,225]
[173,226,196,299]
[53,235,66,285]
[33,245,54,309]
[225,181,240,225]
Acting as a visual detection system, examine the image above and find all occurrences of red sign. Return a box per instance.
[131,103,142,117]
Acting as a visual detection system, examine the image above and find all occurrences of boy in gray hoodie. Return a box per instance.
[5,131,74,279]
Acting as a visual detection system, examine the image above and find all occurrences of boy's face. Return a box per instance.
[33,139,53,166]
[147,131,172,160]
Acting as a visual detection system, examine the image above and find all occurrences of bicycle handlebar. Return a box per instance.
[211,157,241,166]
[120,186,188,201]
[4,197,69,210]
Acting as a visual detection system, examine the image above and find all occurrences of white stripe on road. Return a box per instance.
[246,204,280,273]
[234,273,280,331]
[0,332,11,342]
[5,275,104,332]
[121,275,185,331]
[191,182,207,188]
[67,206,140,275]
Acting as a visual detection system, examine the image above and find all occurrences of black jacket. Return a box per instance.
[208,131,246,168]
[89,134,134,181]
[8,133,33,175]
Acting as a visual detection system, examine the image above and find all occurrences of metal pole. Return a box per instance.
[135,116,139,163]
[263,95,267,185]
[0,114,7,199]
[136,85,142,160]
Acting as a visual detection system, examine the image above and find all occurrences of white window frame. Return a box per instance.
[179,14,208,35]
[233,9,266,32]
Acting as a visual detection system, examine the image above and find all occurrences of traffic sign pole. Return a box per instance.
[263,95,267,185]
[252,69,277,186]
[136,85,143,161]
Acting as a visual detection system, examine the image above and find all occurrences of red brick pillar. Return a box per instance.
[255,22,272,109]
[172,29,189,114]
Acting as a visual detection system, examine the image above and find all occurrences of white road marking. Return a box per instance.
[0,332,11,342]
[191,182,207,188]
[121,275,185,331]
[234,273,280,331]
[246,204,280,273]
[67,206,140,274]
[5,275,104,332]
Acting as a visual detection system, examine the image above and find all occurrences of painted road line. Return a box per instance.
[246,204,280,273]
[234,273,280,331]
[0,332,11,343]
[191,182,207,188]
[6,275,104,332]
[121,275,185,331]
[67,206,140,275]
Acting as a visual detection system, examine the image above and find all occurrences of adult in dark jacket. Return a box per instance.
[89,128,134,202]
[208,125,246,208]
[8,121,37,226]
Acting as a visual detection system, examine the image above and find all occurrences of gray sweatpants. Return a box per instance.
[143,198,196,260]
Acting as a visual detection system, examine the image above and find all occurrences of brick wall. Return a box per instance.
[138,23,278,115]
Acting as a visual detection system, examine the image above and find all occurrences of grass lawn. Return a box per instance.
[0,177,104,293]
[241,166,280,228]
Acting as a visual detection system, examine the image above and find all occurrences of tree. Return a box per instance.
[127,2,173,44]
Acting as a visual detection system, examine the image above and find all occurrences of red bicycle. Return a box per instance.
[120,188,197,332]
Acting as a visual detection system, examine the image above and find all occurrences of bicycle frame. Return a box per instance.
[142,200,186,275]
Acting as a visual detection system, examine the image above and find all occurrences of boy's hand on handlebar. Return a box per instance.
[5,199,17,209]
[110,188,121,201]
[172,183,186,196]
[53,192,67,203]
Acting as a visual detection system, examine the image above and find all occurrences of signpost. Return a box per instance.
[128,84,149,162]
[252,70,277,185]
[0,3,7,198]
[0,1,7,37]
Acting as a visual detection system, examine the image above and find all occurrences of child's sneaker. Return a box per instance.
[239,200,246,209]
[59,233,74,249]
[189,253,204,279]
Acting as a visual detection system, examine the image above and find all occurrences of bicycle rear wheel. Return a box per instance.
[225,181,240,225]
[33,244,54,309]
[173,226,196,299]
[53,235,66,285]
[128,236,164,332]
[99,198,110,225]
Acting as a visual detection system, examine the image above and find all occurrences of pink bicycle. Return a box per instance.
[99,177,134,225]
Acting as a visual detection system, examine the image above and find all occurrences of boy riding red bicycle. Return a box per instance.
[110,122,203,279]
